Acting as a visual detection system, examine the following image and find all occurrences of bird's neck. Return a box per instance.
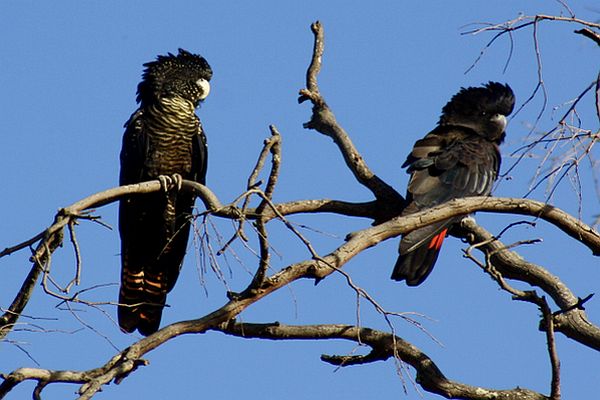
[148,96,195,117]
[143,96,199,137]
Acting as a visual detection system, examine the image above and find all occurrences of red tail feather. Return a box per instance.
[428,228,448,251]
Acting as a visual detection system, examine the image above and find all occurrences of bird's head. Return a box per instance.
[439,82,515,142]
[136,48,212,107]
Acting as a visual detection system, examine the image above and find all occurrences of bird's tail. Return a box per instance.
[391,223,450,286]
[117,194,194,336]
[118,267,168,336]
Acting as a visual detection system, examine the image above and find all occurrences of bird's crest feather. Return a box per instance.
[136,48,213,104]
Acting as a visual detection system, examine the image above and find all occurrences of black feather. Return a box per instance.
[440,82,515,125]
[392,82,515,285]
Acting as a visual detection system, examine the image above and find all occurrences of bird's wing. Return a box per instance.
[118,109,155,334]
[119,109,147,185]
[118,108,175,335]
[401,127,500,253]
[192,121,208,185]
[406,127,500,208]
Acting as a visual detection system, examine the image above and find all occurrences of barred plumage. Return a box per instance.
[118,49,212,336]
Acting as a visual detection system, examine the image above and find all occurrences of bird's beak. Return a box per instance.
[491,114,507,131]
[196,78,211,100]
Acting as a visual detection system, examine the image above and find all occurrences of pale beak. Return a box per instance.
[491,114,507,131]
[196,78,211,100]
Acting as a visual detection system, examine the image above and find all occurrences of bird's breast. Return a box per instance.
[143,97,201,178]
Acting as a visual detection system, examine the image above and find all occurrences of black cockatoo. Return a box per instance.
[391,82,515,286]
[118,49,212,335]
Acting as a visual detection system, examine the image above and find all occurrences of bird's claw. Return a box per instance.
[158,174,183,192]
[158,176,169,192]
[172,174,183,191]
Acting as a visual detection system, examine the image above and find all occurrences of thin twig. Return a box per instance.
[65,219,83,293]
[0,231,45,258]
[250,125,282,287]
[539,298,561,400]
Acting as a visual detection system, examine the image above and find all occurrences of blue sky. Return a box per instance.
[1,1,599,399]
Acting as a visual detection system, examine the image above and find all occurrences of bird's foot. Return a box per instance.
[158,174,183,192]
[171,174,183,191]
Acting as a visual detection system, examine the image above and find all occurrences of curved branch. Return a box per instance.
[0,190,475,396]
[217,321,548,400]
[3,187,599,395]
[463,14,600,37]
[2,173,598,342]
[458,218,600,351]
[0,321,551,400]
[257,198,382,220]
[419,197,600,255]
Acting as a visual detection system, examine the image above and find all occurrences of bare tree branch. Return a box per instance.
[541,297,561,400]
[463,242,562,399]
[2,189,598,397]
[2,170,598,341]
[250,125,282,287]
[0,231,45,258]
[574,28,600,47]
[298,21,404,212]
[219,322,551,400]
[463,14,600,38]
[458,218,600,351]
[257,198,382,220]
[0,214,64,340]
[0,320,552,400]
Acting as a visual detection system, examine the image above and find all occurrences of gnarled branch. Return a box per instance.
[298,21,404,213]
[218,321,549,400]
[457,218,600,351]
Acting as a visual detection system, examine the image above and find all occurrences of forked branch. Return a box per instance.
[298,21,404,213]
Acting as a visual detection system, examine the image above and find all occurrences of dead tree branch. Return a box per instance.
[219,322,550,400]
[2,190,599,397]
[463,241,561,399]
[298,21,404,214]
[250,125,282,287]
[574,28,600,47]
[464,10,600,209]
[0,320,551,400]
[458,218,600,351]
[2,175,599,341]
